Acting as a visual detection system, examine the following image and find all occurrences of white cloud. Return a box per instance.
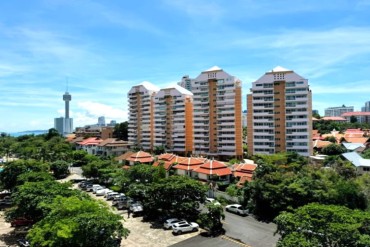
[72,101,127,127]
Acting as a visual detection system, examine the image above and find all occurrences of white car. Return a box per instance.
[172,222,199,235]
[225,204,248,215]
[95,188,111,196]
[205,197,221,206]
[163,218,187,230]
[106,192,119,200]
[92,186,105,193]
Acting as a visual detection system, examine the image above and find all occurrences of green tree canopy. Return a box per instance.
[7,180,81,222]
[50,160,70,179]
[321,143,346,155]
[113,121,128,141]
[275,203,370,247]
[27,196,129,247]
[0,159,49,190]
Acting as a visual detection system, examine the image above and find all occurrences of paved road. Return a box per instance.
[223,211,279,247]
[171,235,243,247]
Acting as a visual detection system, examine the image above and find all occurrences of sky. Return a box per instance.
[1,0,370,133]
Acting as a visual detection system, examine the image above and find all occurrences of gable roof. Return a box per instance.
[342,152,370,167]
[126,151,154,163]
[173,157,205,171]
[78,137,103,146]
[115,151,134,161]
[193,160,232,176]
[204,66,222,72]
[271,66,291,72]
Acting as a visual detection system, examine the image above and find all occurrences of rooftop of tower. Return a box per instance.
[271,66,292,72]
[204,65,222,72]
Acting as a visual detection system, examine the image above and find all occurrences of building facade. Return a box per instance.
[362,101,370,112]
[247,66,313,156]
[325,105,354,117]
[178,66,243,159]
[128,82,159,151]
[153,85,194,155]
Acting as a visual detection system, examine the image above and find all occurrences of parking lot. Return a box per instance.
[82,184,201,247]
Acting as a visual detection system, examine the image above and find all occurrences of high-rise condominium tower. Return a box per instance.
[128,81,159,151]
[153,85,193,155]
[247,66,312,156]
[178,66,243,159]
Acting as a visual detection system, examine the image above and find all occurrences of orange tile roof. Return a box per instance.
[341,112,370,117]
[193,160,232,176]
[177,157,206,166]
[321,117,346,121]
[313,140,332,149]
[152,161,173,170]
[115,151,134,161]
[237,176,252,188]
[157,153,177,161]
[342,137,368,144]
[126,151,154,163]
[78,137,103,145]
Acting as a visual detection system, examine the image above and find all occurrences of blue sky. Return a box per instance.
[1,0,370,132]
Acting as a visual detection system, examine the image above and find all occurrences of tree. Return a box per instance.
[350,115,358,123]
[50,160,70,179]
[153,145,165,155]
[113,122,128,141]
[144,176,208,220]
[197,203,225,236]
[321,143,346,155]
[0,159,49,190]
[16,171,54,186]
[44,128,60,141]
[7,180,81,222]
[323,136,337,143]
[275,203,370,247]
[27,196,129,247]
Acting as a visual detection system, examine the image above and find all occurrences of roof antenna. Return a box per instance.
[66,77,69,92]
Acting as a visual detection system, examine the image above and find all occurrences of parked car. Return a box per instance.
[16,238,30,247]
[172,222,199,235]
[95,188,111,196]
[92,185,105,194]
[106,192,119,200]
[129,202,143,216]
[112,195,127,206]
[163,218,187,230]
[116,198,134,210]
[10,218,34,227]
[225,204,248,215]
[86,184,101,192]
[105,191,117,198]
[205,197,221,206]
[0,197,12,206]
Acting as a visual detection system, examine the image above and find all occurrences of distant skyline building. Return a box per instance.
[98,116,106,126]
[324,105,353,117]
[362,101,370,112]
[54,89,73,136]
[247,66,313,157]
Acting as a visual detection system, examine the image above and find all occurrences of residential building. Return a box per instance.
[178,66,243,159]
[98,116,106,126]
[128,82,160,151]
[74,126,113,139]
[96,138,132,157]
[341,112,370,124]
[342,152,370,175]
[153,85,194,155]
[361,101,370,112]
[325,105,353,117]
[247,66,313,156]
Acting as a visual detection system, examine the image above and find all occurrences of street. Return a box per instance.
[223,211,279,247]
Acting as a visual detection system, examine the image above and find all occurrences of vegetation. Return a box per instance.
[313,119,370,134]
[321,143,346,155]
[198,203,225,236]
[242,153,367,220]
[28,196,128,247]
[275,203,370,247]
[113,121,128,141]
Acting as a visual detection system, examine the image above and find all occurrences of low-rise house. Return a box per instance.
[76,137,103,155]
[173,157,206,177]
[115,151,134,165]
[341,112,370,124]
[126,151,154,165]
[313,140,332,152]
[231,161,257,187]
[321,116,347,122]
[96,138,132,157]
[342,142,366,153]
[309,154,328,165]
[152,153,183,171]
[192,160,232,185]
[341,152,370,175]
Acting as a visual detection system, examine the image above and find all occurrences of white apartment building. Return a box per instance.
[247,66,313,156]
[325,105,354,117]
[153,85,193,155]
[178,66,243,159]
[128,81,159,151]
